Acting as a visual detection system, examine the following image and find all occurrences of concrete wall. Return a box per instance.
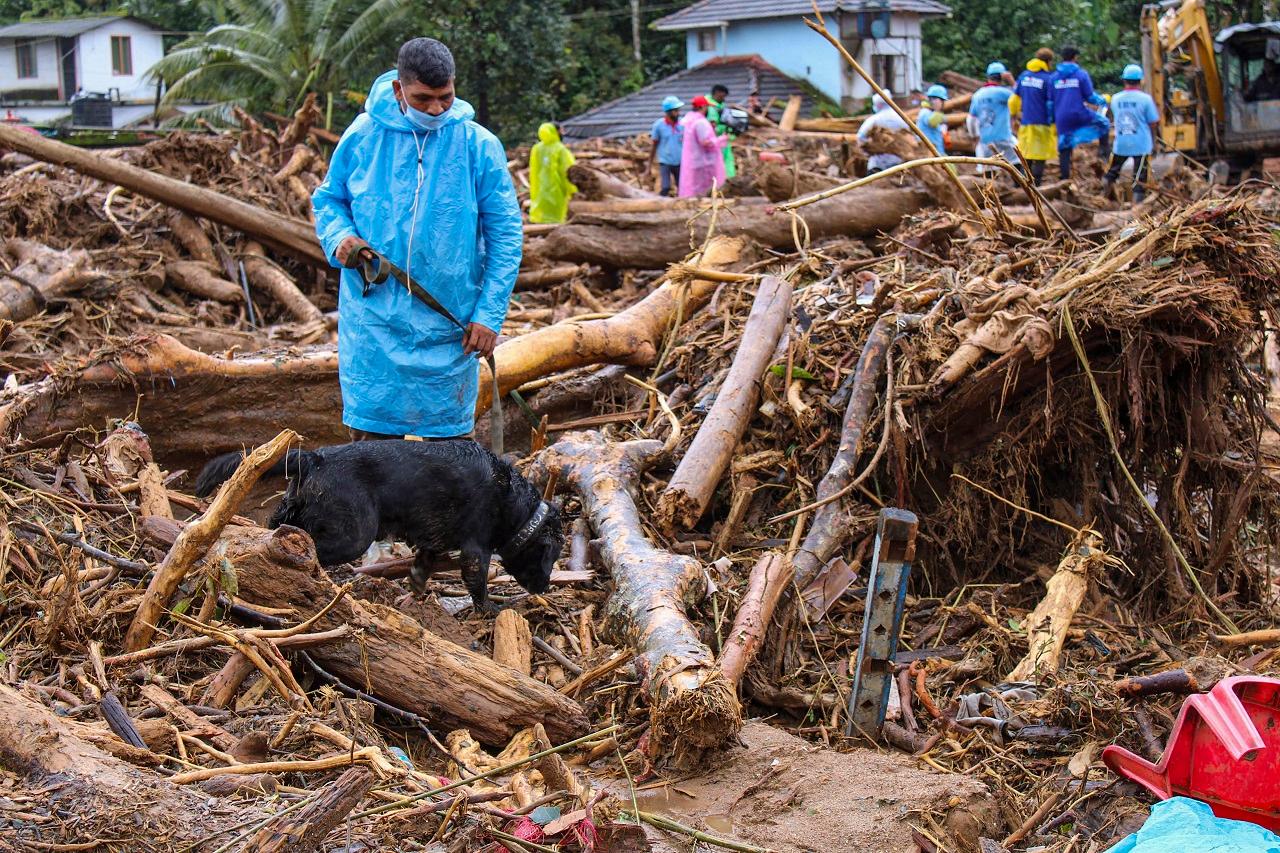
[5,101,199,128]
[0,37,61,94]
[77,19,164,101]
[680,13,930,109]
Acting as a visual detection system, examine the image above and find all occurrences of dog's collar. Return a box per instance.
[501,500,552,559]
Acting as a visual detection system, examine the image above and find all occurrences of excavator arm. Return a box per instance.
[1141,0,1224,152]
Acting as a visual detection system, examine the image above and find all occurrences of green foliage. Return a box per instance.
[148,0,409,122]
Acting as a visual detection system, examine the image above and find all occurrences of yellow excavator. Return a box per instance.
[1141,0,1280,169]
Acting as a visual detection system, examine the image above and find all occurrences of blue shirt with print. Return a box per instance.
[1110,89,1159,157]
[970,85,1014,145]
[651,117,683,166]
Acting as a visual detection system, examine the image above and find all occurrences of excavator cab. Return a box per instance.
[1216,23,1280,157]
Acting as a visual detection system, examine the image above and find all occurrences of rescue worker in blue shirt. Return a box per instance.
[969,62,1017,173]
[648,96,684,197]
[312,37,523,441]
[916,84,948,153]
[1105,65,1160,203]
[1012,47,1056,185]
[1052,45,1110,180]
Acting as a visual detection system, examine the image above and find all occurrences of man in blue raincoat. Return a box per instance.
[312,38,522,440]
[1052,45,1109,181]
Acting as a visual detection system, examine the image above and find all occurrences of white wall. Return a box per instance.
[77,20,164,102]
[6,101,199,128]
[0,38,61,94]
[847,15,925,106]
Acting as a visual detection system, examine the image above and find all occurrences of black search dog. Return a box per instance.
[194,440,561,612]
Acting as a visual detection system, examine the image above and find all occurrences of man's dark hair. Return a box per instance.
[398,38,456,87]
[1060,45,1079,61]
[711,84,729,97]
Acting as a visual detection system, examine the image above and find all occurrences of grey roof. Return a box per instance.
[654,0,951,30]
[1216,21,1280,46]
[0,15,154,39]
[561,55,817,140]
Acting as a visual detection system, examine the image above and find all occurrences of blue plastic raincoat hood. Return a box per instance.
[312,70,522,437]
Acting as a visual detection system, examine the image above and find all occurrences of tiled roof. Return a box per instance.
[561,55,816,140]
[654,0,951,30]
[0,16,154,39]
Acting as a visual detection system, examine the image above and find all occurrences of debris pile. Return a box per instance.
[1,84,1279,853]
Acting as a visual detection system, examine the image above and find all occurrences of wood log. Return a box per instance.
[493,608,533,675]
[792,315,894,589]
[215,523,589,744]
[243,767,374,852]
[568,163,659,200]
[167,211,218,263]
[656,276,792,531]
[778,95,803,131]
[542,183,933,267]
[476,236,748,414]
[1005,534,1101,682]
[0,122,328,267]
[570,197,766,215]
[166,260,243,303]
[719,552,791,688]
[536,433,742,764]
[515,264,584,290]
[241,241,327,325]
[124,429,297,651]
[0,683,261,847]
[754,161,846,202]
[0,238,100,323]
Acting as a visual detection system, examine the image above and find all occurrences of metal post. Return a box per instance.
[847,507,918,735]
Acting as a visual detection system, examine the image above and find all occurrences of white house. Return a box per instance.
[0,15,169,127]
[653,0,952,111]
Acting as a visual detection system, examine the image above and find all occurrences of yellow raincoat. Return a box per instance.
[1010,58,1057,161]
[529,122,577,224]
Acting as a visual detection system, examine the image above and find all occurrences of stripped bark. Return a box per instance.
[166,260,243,303]
[167,211,217,263]
[1006,534,1103,682]
[657,276,792,531]
[0,239,100,323]
[792,315,895,589]
[536,433,742,764]
[241,241,327,325]
[124,429,298,651]
[242,767,374,852]
[493,608,534,675]
[568,163,660,199]
[719,552,792,687]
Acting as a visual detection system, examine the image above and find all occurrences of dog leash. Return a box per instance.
[345,246,504,456]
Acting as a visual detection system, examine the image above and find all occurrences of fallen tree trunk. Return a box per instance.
[792,314,896,589]
[568,163,659,200]
[166,260,243,303]
[242,241,327,325]
[569,197,767,215]
[656,276,792,531]
[244,767,374,853]
[476,235,749,413]
[862,125,968,212]
[0,683,262,847]
[0,239,101,323]
[754,162,846,202]
[536,433,741,764]
[542,184,933,267]
[209,522,589,745]
[515,264,585,290]
[0,122,328,267]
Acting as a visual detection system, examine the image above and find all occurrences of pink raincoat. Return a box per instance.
[678,110,725,197]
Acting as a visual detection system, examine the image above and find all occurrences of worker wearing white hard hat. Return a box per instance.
[857,92,910,173]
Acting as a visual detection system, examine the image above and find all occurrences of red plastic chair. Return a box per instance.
[1102,676,1280,831]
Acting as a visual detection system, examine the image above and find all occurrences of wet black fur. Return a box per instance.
[194,440,561,611]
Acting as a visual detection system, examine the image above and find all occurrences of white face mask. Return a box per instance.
[403,102,450,131]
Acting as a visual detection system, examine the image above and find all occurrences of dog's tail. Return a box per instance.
[193,448,316,497]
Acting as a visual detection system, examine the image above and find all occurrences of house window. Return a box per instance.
[15,39,36,79]
[697,29,717,52]
[111,35,132,76]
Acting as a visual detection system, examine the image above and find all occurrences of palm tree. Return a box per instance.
[148,0,410,125]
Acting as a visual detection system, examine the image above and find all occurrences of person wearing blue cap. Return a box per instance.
[917,84,949,153]
[1052,45,1110,180]
[1105,65,1160,203]
[649,95,684,196]
[969,61,1017,174]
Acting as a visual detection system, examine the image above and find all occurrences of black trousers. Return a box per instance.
[1104,153,1151,199]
